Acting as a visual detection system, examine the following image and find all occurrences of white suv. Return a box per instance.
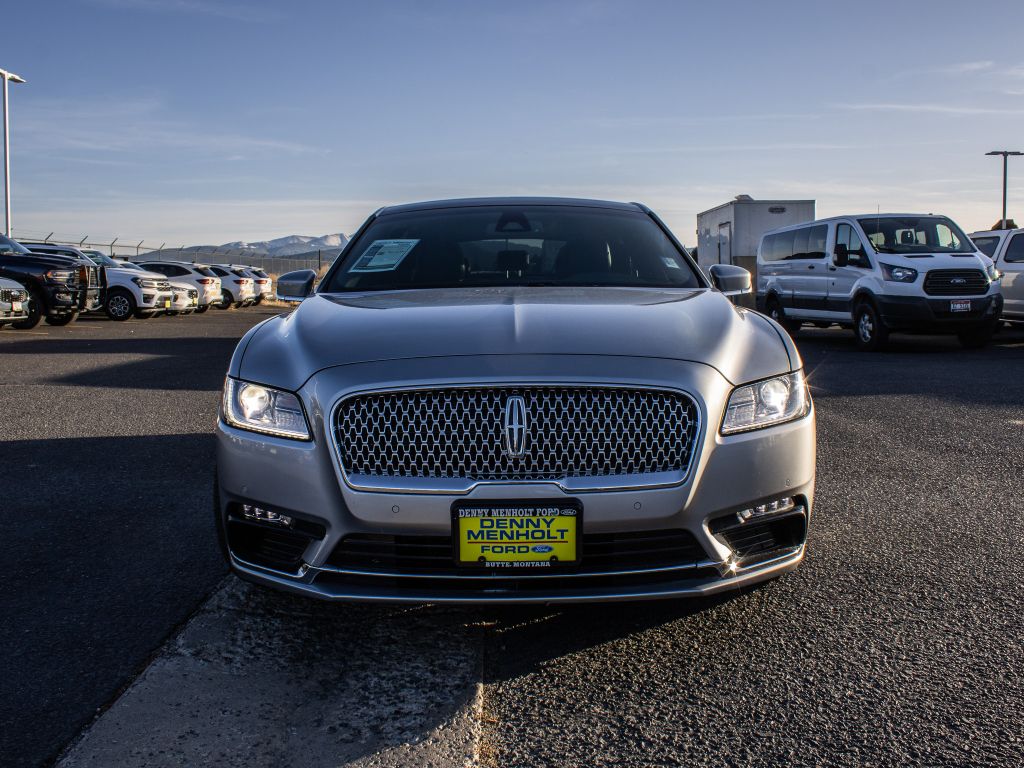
[968,228,1023,323]
[757,213,1002,350]
[47,248,175,321]
[137,261,222,312]
[209,265,255,308]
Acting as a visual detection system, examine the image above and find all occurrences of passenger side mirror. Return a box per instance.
[276,269,317,303]
[708,264,751,296]
[833,243,849,267]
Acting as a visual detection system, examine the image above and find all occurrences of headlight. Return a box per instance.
[879,263,918,283]
[986,263,1001,281]
[721,371,810,435]
[222,378,311,440]
[131,277,162,289]
[44,269,75,283]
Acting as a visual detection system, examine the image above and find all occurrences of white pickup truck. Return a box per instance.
[968,228,1024,323]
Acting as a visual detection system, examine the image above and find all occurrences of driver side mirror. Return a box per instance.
[708,264,751,296]
[276,269,317,303]
[833,243,850,267]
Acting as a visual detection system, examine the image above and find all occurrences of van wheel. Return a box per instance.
[106,288,136,321]
[854,301,889,351]
[12,286,43,329]
[766,297,801,336]
[46,311,79,327]
[958,322,996,349]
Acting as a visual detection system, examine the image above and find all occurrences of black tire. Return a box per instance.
[12,286,43,330]
[195,304,209,314]
[766,296,802,336]
[233,301,245,309]
[45,311,78,327]
[105,288,136,321]
[215,289,234,309]
[253,295,264,305]
[853,300,889,351]
[958,322,996,349]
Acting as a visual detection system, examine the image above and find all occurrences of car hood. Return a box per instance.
[237,287,794,390]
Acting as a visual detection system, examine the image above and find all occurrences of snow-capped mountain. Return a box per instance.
[220,233,348,257]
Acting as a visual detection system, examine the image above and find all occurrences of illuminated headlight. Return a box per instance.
[222,378,310,440]
[736,497,797,523]
[879,263,918,283]
[131,277,162,289]
[721,371,810,435]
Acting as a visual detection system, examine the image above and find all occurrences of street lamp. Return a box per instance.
[1,67,26,238]
[985,150,1023,230]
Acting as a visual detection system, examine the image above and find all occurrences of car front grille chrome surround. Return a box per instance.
[332,384,702,494]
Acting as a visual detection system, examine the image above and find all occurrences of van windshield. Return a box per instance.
[858,216,975,255]
[324,205,701,292]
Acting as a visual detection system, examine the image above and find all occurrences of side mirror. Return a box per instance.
[833,243,849,267]
[708,264,751,296]
[276,269,317,303]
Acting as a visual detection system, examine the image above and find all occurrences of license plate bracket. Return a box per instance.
[452,500,581,569]
[950,299,971,312]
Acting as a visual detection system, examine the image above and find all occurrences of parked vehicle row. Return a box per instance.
[0,235,273,329]
[755,213,1004,350]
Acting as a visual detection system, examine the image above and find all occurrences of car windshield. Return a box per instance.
[0,235,33,255]
[194,266,216,277]
[323,205,701,292]
[858,216,975,255]
[970,236,1000,258]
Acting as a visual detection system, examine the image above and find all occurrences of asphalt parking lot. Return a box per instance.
[3,312,1023,767]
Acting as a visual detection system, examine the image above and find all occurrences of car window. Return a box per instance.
[970,236,1000,258]
[324,205,702,292]
[211,267,228,276]
[143,264,166,274]
[807,225,827,259]
[1005,233,1024,263]
[195,266,217,277]
[792,228,811,260]
[836,223,870,268]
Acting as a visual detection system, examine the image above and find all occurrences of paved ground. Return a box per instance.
[3,313,1023,767]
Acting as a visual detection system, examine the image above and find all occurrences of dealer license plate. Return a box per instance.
[453,501,580,568]
[164,298,172,308]
[951,300,971,312]
[12,301,22,312]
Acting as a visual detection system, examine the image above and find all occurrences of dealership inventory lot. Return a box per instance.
[2,315,1023,767]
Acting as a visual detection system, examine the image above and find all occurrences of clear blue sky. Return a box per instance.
[4,0,1024,246]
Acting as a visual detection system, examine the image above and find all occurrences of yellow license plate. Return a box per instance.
[454,503,579,568]
[164,299,172,308]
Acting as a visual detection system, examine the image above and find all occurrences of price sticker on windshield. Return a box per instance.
[350,239,420,273]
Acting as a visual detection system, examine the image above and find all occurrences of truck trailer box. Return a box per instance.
[696,196,815,282]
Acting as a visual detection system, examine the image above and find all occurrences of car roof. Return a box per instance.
[968,229,1020,237]
[378,196,645,216]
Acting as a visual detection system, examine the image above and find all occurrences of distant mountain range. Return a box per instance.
[220,233,349,257]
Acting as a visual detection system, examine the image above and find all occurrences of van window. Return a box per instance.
[792,228,810,260]
[857,215,973,254]
[836,223,870,268]
[971,236,1000,258]
[807,225,827,259]
[1005,233,1024,263]
[775,232,794,261]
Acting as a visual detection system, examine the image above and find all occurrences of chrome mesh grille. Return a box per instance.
[1,288,27,303]
[335,386,699,482]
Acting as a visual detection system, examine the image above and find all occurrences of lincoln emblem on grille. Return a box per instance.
[503,396,528,458]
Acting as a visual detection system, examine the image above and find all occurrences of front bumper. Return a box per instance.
[877,293,1002,332]
[216,355,816,603]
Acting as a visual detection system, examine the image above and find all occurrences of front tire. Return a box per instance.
[45,311,79,327]
[766,296,802,336]
[853,301,889,351]
[12,286,43,330]
[105,288,136,321]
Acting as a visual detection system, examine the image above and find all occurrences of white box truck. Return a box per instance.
[696,195,816,281]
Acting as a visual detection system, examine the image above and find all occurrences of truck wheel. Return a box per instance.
[45,311,79,327]
[105,288,136,321]
[216,290,234,309]
[12,286,43,330]
[766,297,801,336]
[853,301,889,351]
[958,322,996,349]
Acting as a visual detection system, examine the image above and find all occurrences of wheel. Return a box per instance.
[766,296,801,336]
[12,286,43,330]
[216,289,234,309]
[195,304,209,314]
[45,311,78,327]
[105,288,136,321]
[253,295,264,305]
[958,322,996,349]
[233,302,244,309]
[853,301,889,351]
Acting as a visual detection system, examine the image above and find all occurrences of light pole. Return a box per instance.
[985,150,1023,230]
[1,67,27,238]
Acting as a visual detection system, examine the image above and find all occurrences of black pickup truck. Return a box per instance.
[0,234,102,328]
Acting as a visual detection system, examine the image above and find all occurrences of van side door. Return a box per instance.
[787,225,830,316]
[826,222,871,320]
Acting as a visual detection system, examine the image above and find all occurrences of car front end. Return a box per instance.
[167,281,199,314]
[215,199,816,603]
[0,280,29,324]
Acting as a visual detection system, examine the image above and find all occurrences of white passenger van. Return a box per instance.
[756,214,1002,350]
[967,227,1024,323]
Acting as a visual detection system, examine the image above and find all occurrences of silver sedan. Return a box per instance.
[216,197,815,603]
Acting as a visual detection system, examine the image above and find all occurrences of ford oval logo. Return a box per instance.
[532,544,553,553]
[951,278,967,285]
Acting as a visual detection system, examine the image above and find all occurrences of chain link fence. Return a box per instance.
[13,231,339,275]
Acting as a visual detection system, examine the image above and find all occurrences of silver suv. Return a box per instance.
[216,198,815,603]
